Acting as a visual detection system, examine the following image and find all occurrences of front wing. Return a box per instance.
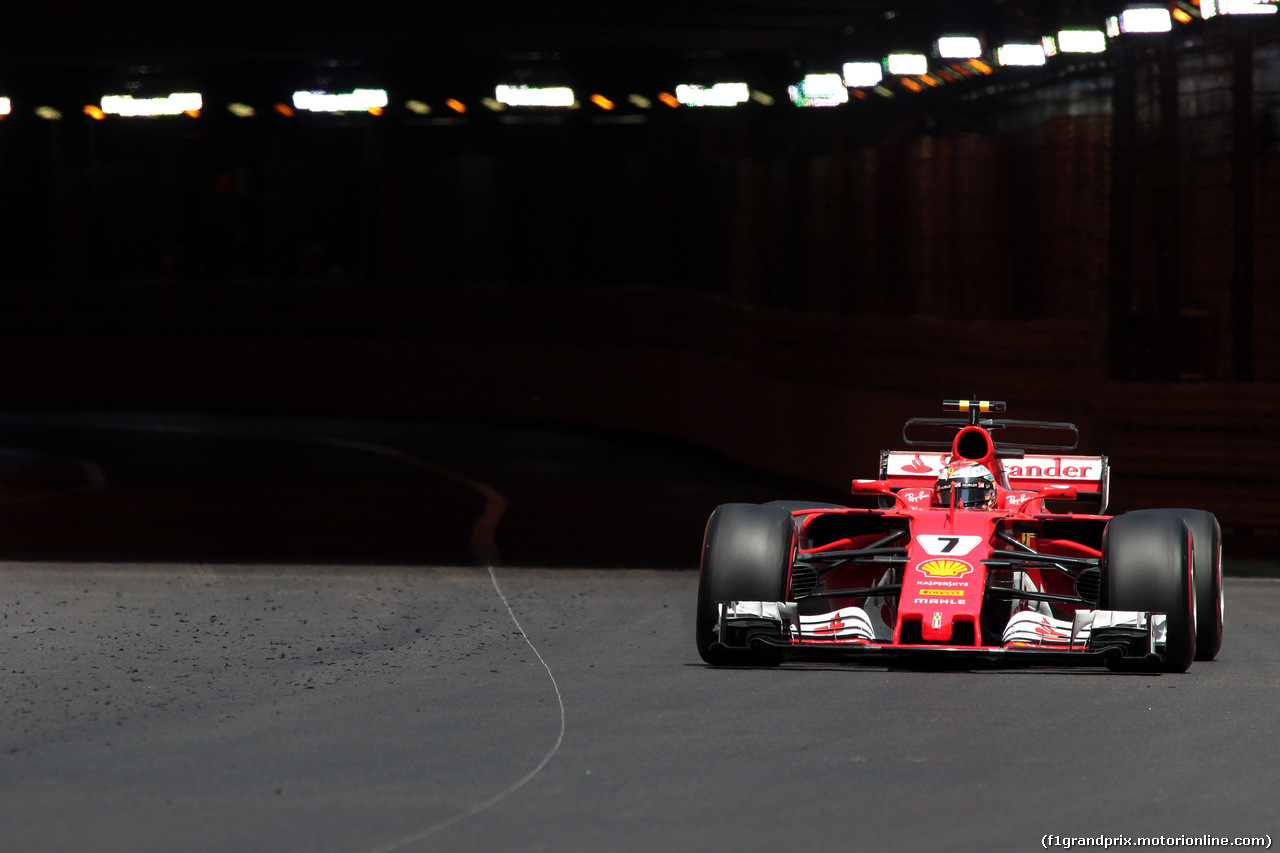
[713,601,1170,668]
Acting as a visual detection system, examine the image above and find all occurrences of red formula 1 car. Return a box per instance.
[696,399,1224,672]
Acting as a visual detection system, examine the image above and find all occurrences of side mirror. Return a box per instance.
[1038,485,1078,501]
[851,480,929,510]
[850,479,893,495]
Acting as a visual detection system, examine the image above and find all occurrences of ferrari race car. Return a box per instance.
[696,399,1224,672]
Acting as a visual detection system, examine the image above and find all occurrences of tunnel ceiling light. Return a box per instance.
[996,43,1047,66]
[1204,0,1278,15]
[936,36,982,59]
[292,89,388,113]
[843,61,884,88]
[788,73,848,107]
[886,53,928,76]
[674,83,749,107]
[101,92,202,117]
[1057,29,1108,53]
[495,85,575,107]
[1114,6,1174,33]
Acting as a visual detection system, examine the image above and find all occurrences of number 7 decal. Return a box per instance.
[916,535,982,556]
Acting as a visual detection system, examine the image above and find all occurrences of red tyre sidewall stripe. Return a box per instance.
[1187,525,1197,638]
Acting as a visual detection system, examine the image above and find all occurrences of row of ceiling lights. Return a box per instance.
[0,1,1274,121]
[785,0,1277,106]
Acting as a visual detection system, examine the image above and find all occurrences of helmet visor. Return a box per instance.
[953,484,994,508]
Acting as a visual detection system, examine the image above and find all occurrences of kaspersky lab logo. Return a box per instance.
[917,559,973,578]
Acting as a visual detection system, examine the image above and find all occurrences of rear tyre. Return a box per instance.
[1132,509,1223,661]
[1101,512,1196,673]
[696,503,794,666]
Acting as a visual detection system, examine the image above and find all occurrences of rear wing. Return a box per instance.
[879,450,1110,513]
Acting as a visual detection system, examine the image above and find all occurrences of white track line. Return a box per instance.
[360,565,567,853]
[308,438,566,852]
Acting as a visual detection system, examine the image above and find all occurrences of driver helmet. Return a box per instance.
[934,462,997,509]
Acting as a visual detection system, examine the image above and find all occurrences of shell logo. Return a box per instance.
[917,559,973,578]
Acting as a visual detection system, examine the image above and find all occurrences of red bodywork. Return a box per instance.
[792,421,1107,653]
[701,400,1209,671]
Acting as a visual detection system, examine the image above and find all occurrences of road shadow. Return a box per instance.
[0,412,841,568]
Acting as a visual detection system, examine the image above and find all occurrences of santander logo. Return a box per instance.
[887,451,1102,482]
[1003,456,1098,480]
[902,455,933,474]
[887,452,949,477]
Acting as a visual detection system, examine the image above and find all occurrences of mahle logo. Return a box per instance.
[917,559,973,578]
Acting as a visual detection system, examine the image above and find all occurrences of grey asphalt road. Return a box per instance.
[0,566,1275,852]
[0,412,1275,852]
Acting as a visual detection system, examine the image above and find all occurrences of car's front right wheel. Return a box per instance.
[695,503,794,666]
[1128,509,1223,661]
[1101,512,1197,672]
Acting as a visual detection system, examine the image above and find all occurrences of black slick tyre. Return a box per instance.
[1101,512,1196,673]
[1129,509,1223,661]
[696,503,794,667]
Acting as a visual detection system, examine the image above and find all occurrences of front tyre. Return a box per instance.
[1183,510,1224,661]
[1129,509,1223,661]
[1101,512,1196,673]
[696,503,794,666]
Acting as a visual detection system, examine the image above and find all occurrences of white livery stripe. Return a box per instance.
[1001,611,1086,646]
[798,606,877,641]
